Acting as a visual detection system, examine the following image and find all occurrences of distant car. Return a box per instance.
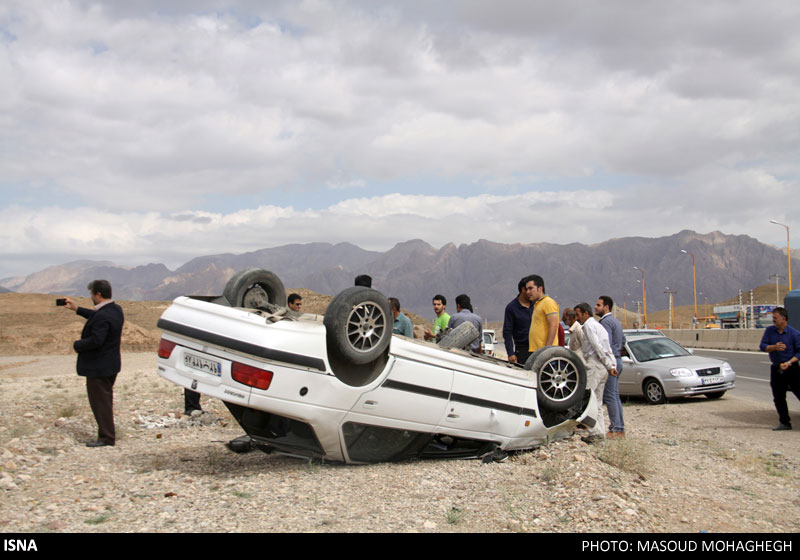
[482,329,497,356]
[623,328,666,337]
[619,334,735,404]
[156,268,597,463]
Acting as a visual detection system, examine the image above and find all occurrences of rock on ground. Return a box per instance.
[0,352,799,533]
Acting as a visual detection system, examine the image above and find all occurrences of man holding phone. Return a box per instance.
[60,280,124,447]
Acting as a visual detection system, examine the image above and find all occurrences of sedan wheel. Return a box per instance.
[324,287,392,366]
[223,268,286,309]
[525,347,587,412]
[644,379,667,405]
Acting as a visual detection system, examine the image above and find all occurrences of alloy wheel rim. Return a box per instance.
[539,357,579,402]
[647,382,663,403]
[346,302,387,353]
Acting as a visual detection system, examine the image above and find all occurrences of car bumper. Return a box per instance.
[663,377,736,398]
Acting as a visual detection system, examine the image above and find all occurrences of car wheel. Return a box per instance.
[223,268,286,309]
[643,378,667,405]
[705,391,725,400]
[324,286,393,366]
[438,322,480,350]
[525,347,587,412]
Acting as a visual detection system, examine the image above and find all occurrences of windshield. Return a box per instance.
[628,338,691,362]
[483,333,494,344]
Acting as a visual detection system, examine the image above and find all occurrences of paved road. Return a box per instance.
[692,348,800,416]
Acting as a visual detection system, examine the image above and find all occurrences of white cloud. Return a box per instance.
[0,1,798,276]
[1,173,795,278]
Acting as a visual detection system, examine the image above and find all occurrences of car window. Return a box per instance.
[628,338,690,362]
[483,333,494,344]
[342,422,431,462]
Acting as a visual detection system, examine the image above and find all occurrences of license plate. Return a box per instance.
[701,376,723,386]
[184,352,222,377]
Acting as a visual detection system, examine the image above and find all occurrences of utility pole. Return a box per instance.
[664,287,676,329]
[738,289,743,329]
[769,274,785,306]
[634,267,647,328]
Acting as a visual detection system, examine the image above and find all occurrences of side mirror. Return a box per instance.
[621,356,633,365]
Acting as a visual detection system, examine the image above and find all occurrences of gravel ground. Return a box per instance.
[1,352,799,534]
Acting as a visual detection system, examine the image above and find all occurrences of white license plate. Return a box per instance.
[184,352,222,377]
[701,376,723,386]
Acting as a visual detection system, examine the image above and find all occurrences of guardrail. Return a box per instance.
[660,329,763,352]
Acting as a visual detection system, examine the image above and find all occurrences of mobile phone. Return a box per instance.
[56,298,67,306]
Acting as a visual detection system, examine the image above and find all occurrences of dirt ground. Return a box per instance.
[1,293,799,533]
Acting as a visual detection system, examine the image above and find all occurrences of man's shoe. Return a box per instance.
[772,423,792,431]
[86,441,113,448]
[606,431,625,439]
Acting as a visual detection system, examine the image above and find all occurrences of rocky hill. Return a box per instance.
[2,230,797,321]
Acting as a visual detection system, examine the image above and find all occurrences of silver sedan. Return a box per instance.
[618,334,736,404]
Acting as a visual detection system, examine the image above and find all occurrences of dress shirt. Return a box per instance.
[760,324,800,365]
[598,312,626,358]
[502,297,532,357]
[580,317,616,371]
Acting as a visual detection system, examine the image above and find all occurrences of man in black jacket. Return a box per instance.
[63,280,124,447]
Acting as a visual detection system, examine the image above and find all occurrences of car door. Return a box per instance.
[440,368,533,440]
[344,356,453,430]
[619,343,642,396]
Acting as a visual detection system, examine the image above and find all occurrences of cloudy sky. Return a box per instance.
[1,0,798,279]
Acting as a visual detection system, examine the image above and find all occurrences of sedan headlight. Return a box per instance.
[670,367,694,377]
[722,362,734,374]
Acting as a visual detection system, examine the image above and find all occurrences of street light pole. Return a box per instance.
[770,220,792,290]
[634,266,647,328]
[681,249,698,327]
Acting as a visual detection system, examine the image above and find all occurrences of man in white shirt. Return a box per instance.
[574,302,617,443]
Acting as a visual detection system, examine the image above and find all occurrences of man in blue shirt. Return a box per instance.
[389,297,414,338]
[447,294,483,353]
[596,296,627,437]
[759,307,800,431]
[503,276,534,365]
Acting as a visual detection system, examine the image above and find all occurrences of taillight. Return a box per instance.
[232,362,273,390]
[158,338,177,359]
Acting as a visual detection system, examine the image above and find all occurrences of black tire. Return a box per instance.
[643,378,667,405]
[223,268,286,309]
[323,287,392,366]
[438,322,480,350]
[524,347,587,412]
[705,391,725,400]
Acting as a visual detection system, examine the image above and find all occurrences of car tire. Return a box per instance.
[524,347,587,412]
[643,378,667,405]
[438,322,480,350]
[705,391,725,400]
[223,268,286,309]
[323,286,393,366]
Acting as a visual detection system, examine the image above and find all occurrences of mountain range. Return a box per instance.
[2,230,797,322]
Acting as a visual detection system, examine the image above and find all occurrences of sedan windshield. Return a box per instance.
[628,338,691,362]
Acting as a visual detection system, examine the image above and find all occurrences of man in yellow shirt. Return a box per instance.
[526,275,560,353]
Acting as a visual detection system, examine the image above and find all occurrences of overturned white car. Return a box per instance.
[156,269,596,463]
